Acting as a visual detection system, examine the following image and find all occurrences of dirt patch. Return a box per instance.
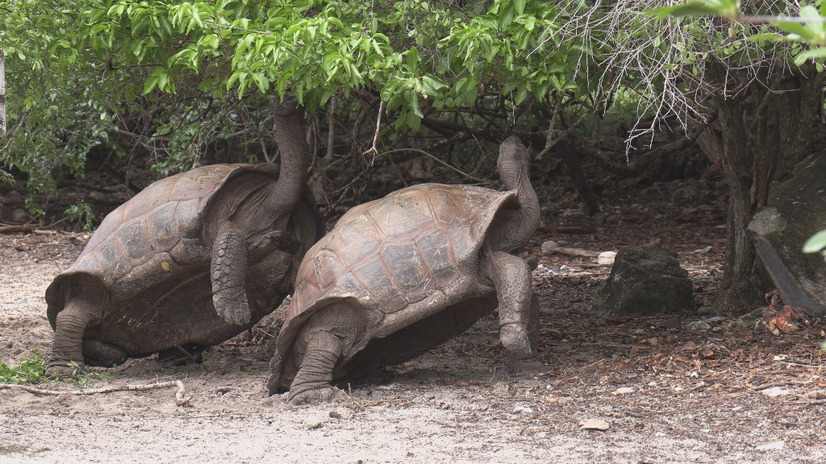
[2,184,826,463]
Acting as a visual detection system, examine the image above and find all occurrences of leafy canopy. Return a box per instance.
[83,0,581,129]
[2,0,590,195]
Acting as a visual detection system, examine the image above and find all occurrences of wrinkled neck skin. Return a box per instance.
[237,98,310,233]
[269,98,310,208]
[493,138,540,252]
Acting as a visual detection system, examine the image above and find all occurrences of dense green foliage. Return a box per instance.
[2,0,594,197]
[0,350,47,384]
[2,1,820,190]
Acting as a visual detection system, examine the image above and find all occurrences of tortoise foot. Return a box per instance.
[505,355,545,375]
[45,360,85,380]
[83,339,128,367]
[499,323,535,359]
[213,287,251,326]
[157,344,204,366]
[288,385,345,405]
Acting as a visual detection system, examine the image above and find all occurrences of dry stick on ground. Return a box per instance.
[0,380,192,406]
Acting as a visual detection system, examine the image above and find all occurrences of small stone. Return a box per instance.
[755,440,785,451]
[12,208,30,224]
[513,405,533,414]
[612,387,634,395]
[686,321,712,331]
[597,251,617,265]
[760,386,790,397]
[591,246,695,314]
[541,241,560,254]
[807,390,826,399]
[578,418,610,431]
[661,316,682,330]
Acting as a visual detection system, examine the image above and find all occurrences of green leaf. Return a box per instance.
[513,0,527,16]
[648,1,740,20]
[405,47,420,73]
[746,33,785,43]
[771,21,816,41]
[405,108,422,131]
[514,85,528,105]
[794,47,826,65]
[404,90,423,118]
[421,75,448,96]
[803,230,826,254]
[499,2,515,29]
[200,34,220,49]
[502,78,520,95]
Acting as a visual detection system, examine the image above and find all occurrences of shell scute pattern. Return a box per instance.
[288,184,515,322]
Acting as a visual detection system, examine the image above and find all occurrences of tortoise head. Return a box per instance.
[492,136,540,251]
[497,135,531,190]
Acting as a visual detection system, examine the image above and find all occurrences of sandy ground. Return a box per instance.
[1,218,826,463]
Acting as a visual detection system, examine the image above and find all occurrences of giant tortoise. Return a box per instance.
[46,100,324,369]
[267,136,540,404]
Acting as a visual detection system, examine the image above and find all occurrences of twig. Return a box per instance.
[377,148,489,183]
[536,104,595,160]
[0,380,192,406]
[362,100,386,165]
[0,110,27,154]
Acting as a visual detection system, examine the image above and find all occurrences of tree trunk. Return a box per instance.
[714,96,766,314]
[712,65,825,315]
[1,49,6,138]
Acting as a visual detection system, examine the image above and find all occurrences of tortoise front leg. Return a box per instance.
[50,299,100,373]
[211,222,251,326]
[482,250,538,360]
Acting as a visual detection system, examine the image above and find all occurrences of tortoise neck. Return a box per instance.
[268,98,310,218]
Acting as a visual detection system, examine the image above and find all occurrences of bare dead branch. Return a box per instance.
[377,147,488,183]
[362,100,386,165]
[0,379,192,406]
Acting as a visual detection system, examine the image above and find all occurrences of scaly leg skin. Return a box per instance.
[49,299,100,377]
[286,304,366,405]
[483,250,543,373]
[287,331,345,405]
[211,222,251,326]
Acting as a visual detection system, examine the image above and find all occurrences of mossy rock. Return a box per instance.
[592,246,694,314]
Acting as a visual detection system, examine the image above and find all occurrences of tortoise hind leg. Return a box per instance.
[288,331,344,404]
[287,303,367,405]
[482,250,538,360]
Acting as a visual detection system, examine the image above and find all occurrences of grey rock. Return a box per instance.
[685,321,712,331]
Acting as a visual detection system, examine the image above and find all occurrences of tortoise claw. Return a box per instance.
[213,287,251,326]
